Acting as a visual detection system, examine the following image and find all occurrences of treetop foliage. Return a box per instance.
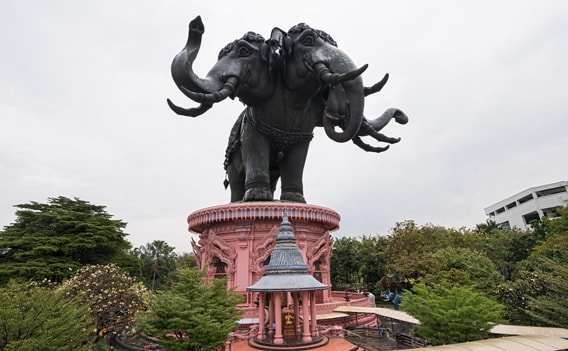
[0,196,132,284]
[331,206,568,329]
[136,268,243,351]
[132,240,178,291]
[0,281,94,351]
[403,282,504,345]
[423,246,503,294]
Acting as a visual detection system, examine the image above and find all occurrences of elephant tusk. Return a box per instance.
[166,99,213,117]
[179,76,239,104]
[314,62,368,86]
[352,136,391,153]
[364,73,389,96]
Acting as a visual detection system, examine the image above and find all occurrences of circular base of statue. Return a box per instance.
[188,202,375,325]
[249,335,328,350]
[188,202,338,310]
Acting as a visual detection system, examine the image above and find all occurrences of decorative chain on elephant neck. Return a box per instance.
[244,108,314,155]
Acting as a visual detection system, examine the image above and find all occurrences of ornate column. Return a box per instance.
[274,293,283,344]
[258,293,265,340]
[301,291,312,342]
[293,292,300,334]
[310,291,318,337]
[268,294,274,336]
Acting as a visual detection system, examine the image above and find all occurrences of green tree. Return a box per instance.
[423,247,503,294]
[330,237,362,290]
[524,259,568,327]
[531,206,568,264]
[462,228,526,280]
[403,282,503,345]
[62,264,149,332]
[385,221,462,285]
[0,197,132,284]
[474,220,499,234]
[176,252,198,270]
[498,206,568,325]
[133,240,178,291]
[136,268,243,351]
[0,281,94,351]
[358,235,389,294]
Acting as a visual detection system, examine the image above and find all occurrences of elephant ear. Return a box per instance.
[268,27,287,73]
[283,36,293,56]
[260,42,270,62]
[270,27,287,49]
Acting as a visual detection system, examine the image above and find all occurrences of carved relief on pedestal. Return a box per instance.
[236,226,251,249]
[307,232,333,303]
[191,237,203,269]
[307,231,333,271]
[249,225,279,282]
[201,229,237,281]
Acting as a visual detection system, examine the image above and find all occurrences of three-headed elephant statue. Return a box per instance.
[168,17,408,203]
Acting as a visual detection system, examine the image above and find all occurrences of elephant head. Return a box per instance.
[284,23,368,143]
[167,16,278,116]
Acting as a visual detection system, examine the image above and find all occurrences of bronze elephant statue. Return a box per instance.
[167,17,408,203]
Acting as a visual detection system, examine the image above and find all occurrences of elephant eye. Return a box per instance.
[302,35,314,46]
[238,47,252,57]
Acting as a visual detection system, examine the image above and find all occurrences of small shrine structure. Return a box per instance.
[247,214,328,348]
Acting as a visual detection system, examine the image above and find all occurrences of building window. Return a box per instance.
[523,211,540,225]
[505,202,517,209]
[536,186,567,197]
[542,207,561,218]
[498,221,511,230]
[518,194,534,204]
[495,207,505,214]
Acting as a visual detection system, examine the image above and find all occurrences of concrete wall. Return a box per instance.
[484,181,568,230]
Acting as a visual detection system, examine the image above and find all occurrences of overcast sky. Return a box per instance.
[1,1,567,253]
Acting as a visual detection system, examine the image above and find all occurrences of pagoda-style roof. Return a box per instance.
[247,214,328,292]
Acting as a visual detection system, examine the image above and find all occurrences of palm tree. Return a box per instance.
[133,240,177,291]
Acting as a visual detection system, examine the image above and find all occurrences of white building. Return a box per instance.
[484,181,568,230]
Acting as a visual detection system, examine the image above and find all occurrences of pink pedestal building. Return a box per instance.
[188,202,374,325]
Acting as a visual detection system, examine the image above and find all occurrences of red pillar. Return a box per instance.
[293,292,300,334]
[258,293,265,340]
[268,295,274,336]
[301,291,312,342]
[310,291,318,337]
[274,293,283,344]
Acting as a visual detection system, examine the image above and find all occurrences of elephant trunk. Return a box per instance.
[318,64,365,143]
[171,16,221,95]
[367,108,409,131]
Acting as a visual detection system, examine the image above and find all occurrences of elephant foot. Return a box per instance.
[243,187,273,202]
[281,192,306,203]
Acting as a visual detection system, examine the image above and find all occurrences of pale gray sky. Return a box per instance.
[1,0,567,252]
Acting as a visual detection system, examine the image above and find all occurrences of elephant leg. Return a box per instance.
[241,121,273,201]
[279,141,310,203]
[227,150,246,202]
